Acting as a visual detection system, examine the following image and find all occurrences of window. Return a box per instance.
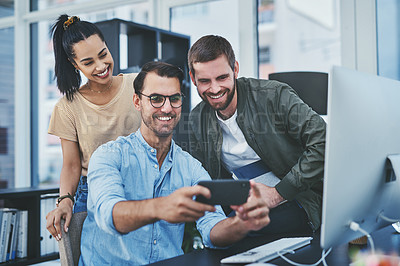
[376,0,400,80]
[257,0,341,79]
[0,27,14,188]
[0,0,13,18]
[34,0,91,11]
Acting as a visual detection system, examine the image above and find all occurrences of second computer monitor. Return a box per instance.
[320,66,400,249]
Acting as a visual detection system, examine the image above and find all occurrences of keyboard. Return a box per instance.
[220,237,313,264]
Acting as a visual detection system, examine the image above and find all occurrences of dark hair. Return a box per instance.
[134,61,184,95]
[187,35,236,78]
[51,14,106,101]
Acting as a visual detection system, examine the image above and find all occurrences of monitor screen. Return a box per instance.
[320,66,400,249]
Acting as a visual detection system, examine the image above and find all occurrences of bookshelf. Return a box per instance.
[0,187,59,265]
[95,19,191,150]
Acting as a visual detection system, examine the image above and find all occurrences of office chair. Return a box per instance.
[268,71,328,115]
[59,211,87,266]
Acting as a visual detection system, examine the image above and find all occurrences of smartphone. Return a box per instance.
[195,180,250,206]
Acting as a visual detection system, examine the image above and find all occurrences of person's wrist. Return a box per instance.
[152,197,162,221]
[272,188,285,206]
[56,193,75,207]
[230,215,250,236]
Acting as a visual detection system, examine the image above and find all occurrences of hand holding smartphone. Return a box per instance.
[195,180,250,206]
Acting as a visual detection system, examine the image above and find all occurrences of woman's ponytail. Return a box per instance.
[51,14,82,101]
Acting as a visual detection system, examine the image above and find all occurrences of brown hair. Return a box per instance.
[134,61,184,95]
[188,35,236,78]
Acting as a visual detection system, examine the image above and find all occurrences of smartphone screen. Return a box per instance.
[195,180,250,206]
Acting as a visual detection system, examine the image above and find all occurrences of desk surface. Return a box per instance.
[148,225,400,266]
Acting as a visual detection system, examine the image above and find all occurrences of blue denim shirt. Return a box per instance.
[79,130,226,265]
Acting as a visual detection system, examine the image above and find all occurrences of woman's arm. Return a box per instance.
[46,139,81,240]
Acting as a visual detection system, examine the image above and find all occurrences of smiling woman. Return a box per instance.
[71,34,117,100]
[45,14,141,243]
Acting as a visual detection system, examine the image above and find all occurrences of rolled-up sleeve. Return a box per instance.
[196,207,226,249]
[191,162,227,249]
[87,142,127,235]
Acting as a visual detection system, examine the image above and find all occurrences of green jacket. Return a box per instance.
[189,77,326,230]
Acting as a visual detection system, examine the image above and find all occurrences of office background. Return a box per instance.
[0,0,397,190]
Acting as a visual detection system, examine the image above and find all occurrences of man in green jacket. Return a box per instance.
[188,35,326,234]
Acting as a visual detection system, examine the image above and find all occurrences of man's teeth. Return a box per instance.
[158,116,172,121]
[209,92,225,99]
[97,68,108,77]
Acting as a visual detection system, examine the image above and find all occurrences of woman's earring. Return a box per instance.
[75,68,79,74]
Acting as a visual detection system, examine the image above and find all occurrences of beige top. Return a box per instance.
[48,73,141,176]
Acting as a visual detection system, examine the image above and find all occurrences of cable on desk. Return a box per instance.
[349,221,375,254]
[276,247,332,266]
[378,213,400,223]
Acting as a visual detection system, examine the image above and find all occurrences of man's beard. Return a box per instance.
[202,81,236,112]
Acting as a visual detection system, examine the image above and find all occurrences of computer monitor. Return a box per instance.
[320,66,400,249]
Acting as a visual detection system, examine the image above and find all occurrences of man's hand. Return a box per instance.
[210,180,270,246]
[230,180,270,231]
[252,182,285,208]
[156,186,216,223]
[113,185,217,233]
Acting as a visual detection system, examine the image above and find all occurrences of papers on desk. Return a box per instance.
[232,160,281,187]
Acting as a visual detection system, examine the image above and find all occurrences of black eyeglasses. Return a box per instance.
[138,92,184,108]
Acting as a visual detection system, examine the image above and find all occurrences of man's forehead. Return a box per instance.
[193,56,231,76]
[193,66,230,80]
[142,72,181,94]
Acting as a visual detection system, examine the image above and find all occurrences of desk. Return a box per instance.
[148,225,400,266]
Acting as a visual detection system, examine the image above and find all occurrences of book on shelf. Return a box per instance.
[46,194,58,254]
[0,209,10,263]
[10,210,19,260]
[0,208,29,262]
[16,210,28,259]
[232,160,281,187]
[40,193,58,256]
[0,208,18,263]
[6,209,17,261]
[10,208,23,260]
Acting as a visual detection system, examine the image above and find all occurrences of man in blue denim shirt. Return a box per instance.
[79,61,270,265]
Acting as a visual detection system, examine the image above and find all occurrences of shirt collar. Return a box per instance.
[216,109,237,123]
[135,129,175,163]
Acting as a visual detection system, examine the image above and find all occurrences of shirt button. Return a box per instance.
[154,164,158,169]
[153,240,157,245]
[150,149,155,153]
